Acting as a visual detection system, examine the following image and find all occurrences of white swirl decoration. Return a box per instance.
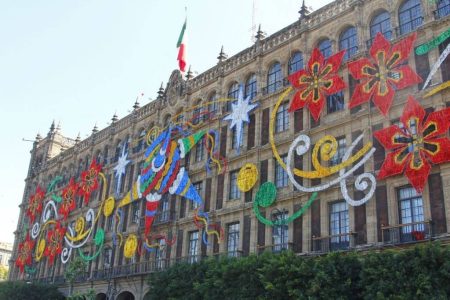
[286,133,376,206]
[61,227,74,264]
[63,208,96,249]
[42,200,58,222]
[31,223,40,239]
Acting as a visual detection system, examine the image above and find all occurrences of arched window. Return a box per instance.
[193,99,204,125]
[208,92,219,117]
[339,27,358,61]
[398,0,423,35]
[266,62,282,94]
[245,74,257,100]
[134,129,146,153]
[318,39,332,59]
[227,82,239,111]
[288,52,304,75]
[95,150,102,165]
[436,0,450,19]
[114,140,122,163]
[102,146,109,165]
[370,11,392,42]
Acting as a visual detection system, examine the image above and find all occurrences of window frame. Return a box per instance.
[275,102,290,133]
[339,26,358,61]
[267,62,282,93]
[329,201,350,250]
[227,222,240,257]
[272,211,289,252]
[229,170,241,200]
[288,52,304,75]
[398,0,423,35]
[275,155,289,188]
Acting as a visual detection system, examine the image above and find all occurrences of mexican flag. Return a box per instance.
[176,18,187,73]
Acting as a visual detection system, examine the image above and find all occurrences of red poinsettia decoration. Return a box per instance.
[58,178,77,220]
[78,160,102,205]
[44,222,66,265]
[288,48,346,121]
[374,96,450,193]
[26,185,46,223]
[15,234,35,273]
[348,32,422,116]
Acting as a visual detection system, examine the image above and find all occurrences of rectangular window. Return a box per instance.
[229,170,241,200]
[398,186,425,242]
[272,212,289,252]
[106,215,113,232]
[103,248,112,268]
[329,201,350,251]
[188,231,199,263]
[155,238,166,270]
[276,102,290,133]
[275,155,289,188]
[195,140,204,162]
[227,223,240,257]
[231,127,241,150]
[131,201,140,224]
[190,182,202,210]
[159,194,170,222]
[326,92,345,114]
[329,137,346,166]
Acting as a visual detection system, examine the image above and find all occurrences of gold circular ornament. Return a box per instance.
[124,234,138,258]
[75,217,85,234]
[237,163,259,192]
[103,196,115,217]
[35,239,46,261]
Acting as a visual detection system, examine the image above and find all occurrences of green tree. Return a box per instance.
[0,281,64,300]
[64,256,87,296]
[0,265,8,281]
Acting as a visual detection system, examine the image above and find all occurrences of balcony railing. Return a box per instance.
[381,220,432,245]
[261,81,283,96]
[366,30,393,48]
[312,232,356,253]
[154,210,171,224]
[257,243,294,254]
[212,250,244,259]
[395,17,424,36]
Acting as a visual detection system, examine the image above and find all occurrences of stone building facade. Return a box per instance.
[9,0,450,299]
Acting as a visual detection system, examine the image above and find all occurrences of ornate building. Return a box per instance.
[9,0,450,299]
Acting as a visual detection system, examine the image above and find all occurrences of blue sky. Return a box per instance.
[0,0,332,244]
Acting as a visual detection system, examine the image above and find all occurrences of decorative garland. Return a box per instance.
[424,80,450,98]
[415,27,450,55]
[422,43,450,90]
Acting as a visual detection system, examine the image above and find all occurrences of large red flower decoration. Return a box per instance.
[15,234,35,273]
[26,185,46,223]
[44,222,66,265]
[374,96,450,193]
[59,178,77,220]
[78,160,102,205]
[348,32,422,116]
[288,48,346,121]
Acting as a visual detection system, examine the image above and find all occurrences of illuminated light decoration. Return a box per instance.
[193,210,224,245]
[288,47,346,121]
[271,88,373,179]
[113,208,124,246]
[374,96,450,193]
[285,133,376,205]
[204,130,227,175]
[78,229,104,261]
[237,163,259,192]
[58,178,77,220]
[124,234,138,258]
[223,84,259,151]
[35,238,46,262]
[144,233,177,252]
[424,80,450,98]
[15,234,35,273]
[44,222,66,265]
[78,160,102,205]
[26,185,46,224]
[103,196,115,217]
[47,176,63,204]
[139,126,207,237]
[253,182,319,226]
[422,43,450,90]
[113,145,131,196]
[415,27,450,55]
[348,32,422,116]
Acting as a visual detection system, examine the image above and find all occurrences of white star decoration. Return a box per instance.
[113,145,131,196]
[223,84,259,152]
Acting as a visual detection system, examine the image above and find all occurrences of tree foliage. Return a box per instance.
[147,243,450,299]
[0,281,64,300]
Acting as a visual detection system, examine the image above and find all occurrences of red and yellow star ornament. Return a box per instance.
[348,32,422,116]
[288,47,346,121]
[59,178,77,220]
[374,96,450,193]
[15,234,35,273]
[44,222,66,265]
[78,160,102,205]
[26,185,46,224]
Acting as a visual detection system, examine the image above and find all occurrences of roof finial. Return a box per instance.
[111,112,118,123]
[299,0,310,19]
[92,123,99,134]
[157,82,165,99]
[217,46,228,63]
[255,24,266,41]
[75,132,81,143]
[186,65,194,80]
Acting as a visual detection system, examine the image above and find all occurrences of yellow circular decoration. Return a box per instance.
[124,234,138,258]
[103,196,115,217]
[75,217,85,234]
[237,163,259,192]
[146,126,161,144]
[35,239,46,261]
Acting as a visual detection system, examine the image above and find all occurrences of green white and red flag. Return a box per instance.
[176,18,187,73]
